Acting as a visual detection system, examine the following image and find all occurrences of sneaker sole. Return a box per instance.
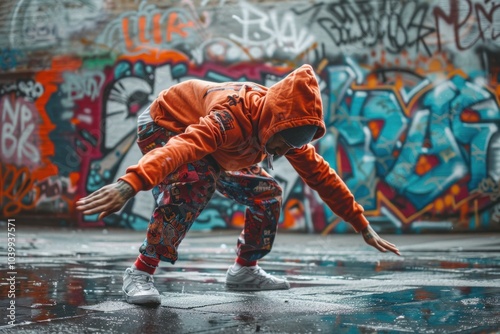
[225,282,290,291]
[123,289,162,305]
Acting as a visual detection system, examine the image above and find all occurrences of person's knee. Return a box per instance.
[193,158,220,182]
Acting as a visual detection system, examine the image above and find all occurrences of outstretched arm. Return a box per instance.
[286,146,401,256]
[361,225,400,256]
[76,180,136,220]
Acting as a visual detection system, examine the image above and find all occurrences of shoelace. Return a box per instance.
[131,272,155,290]
[264,146,274,170]
[251,266,273,279]
[267,154,274,170]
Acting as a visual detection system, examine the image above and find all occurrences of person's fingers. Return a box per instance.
[76,197,90,206]
[384,240,397,248]
[385,245,400,256]
[77,188,104,203]
[79,199,117,215]
[99,210,114,220]
[367,236,400,256]
[80,205,102,215]
[77,197,107,213]
[76,183,128,219]
[76,190,106,208]
[380,240,401,256]
[76,198,95,209]
[81,207,103,215]
[83,201,120,217]
[374,243,388,253]
[363,229,401,256]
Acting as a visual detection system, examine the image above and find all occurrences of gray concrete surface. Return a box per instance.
[0,227,499,333]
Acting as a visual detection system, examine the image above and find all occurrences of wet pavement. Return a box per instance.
[0,227,499,333]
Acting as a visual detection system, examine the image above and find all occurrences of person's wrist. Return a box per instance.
[117,180,135,200]
[361,225,373,239]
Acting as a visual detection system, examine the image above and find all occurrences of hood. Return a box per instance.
[258,64,326,147]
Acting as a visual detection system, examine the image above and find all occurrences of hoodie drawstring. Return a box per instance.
[267,154,274,170]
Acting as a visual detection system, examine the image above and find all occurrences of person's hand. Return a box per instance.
[76,180,136,220]
[361,225,400,256]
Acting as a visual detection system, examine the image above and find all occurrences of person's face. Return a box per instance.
[265,133,296,156]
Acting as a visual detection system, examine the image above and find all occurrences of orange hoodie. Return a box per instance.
[120,64,369,232]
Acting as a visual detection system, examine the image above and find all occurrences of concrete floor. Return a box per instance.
[0,227,499,333]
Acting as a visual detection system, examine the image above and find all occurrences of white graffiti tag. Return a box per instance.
[1,97,40,165]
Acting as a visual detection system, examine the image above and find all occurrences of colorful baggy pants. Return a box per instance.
[136,121,282,264]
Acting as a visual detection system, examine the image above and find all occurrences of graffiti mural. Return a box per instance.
[320,60,500,232]
[0,0,498,233]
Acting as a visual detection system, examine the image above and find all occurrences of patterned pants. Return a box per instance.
[136,122,282,264]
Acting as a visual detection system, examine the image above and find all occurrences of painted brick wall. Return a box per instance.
[1,0,499,233]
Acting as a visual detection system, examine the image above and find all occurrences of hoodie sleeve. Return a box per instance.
[285,144,369,232]
[119,114,224,192]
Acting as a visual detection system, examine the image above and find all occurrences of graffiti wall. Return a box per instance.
[0,0,499,233]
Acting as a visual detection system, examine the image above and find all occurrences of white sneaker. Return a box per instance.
[225,265,290,291]
[122,267,161,305]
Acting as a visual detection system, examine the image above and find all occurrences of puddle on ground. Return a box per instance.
[0,251,499,332]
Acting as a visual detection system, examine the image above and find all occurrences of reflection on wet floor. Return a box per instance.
[1,233,499,333]
[1,251,499,333]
